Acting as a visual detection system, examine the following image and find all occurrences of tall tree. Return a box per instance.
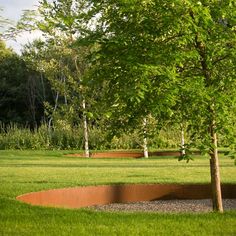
[166,0,236,212]
[83,0,236,212]
[8,0,96,156]
[81,0,178,156]
[36,0,96,157]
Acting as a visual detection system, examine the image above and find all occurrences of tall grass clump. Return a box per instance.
[0,123,48,149]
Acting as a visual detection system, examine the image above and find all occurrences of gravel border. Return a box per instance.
[89,199,236,213]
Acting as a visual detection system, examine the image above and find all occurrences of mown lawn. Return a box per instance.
[0,150,235,236]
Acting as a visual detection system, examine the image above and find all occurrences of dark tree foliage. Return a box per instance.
[0,40,49,127]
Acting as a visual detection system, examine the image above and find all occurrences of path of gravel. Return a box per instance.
[89,199,236,213]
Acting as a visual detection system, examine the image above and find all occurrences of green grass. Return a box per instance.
[0,150,236,236]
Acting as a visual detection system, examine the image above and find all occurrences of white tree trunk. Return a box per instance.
[143,117,149,158]
[82,99,90,158]
[180,123,186,156]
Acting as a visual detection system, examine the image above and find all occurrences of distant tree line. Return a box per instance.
[0,40,53,127]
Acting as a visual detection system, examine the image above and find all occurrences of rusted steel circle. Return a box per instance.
[16,184,236,209]
[66,151,201,158]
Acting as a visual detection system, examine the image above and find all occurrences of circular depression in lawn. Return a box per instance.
[16,183,236,211]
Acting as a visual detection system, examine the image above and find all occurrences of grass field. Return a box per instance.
[0,150,235,236]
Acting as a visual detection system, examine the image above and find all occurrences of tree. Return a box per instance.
[8,0,97,156]
[0,7,12,37]
[0,8,48,127]
[80,0,178,156]
[0,39,45,127]
[141,0,235,212]
[83,0,236,212]
[21,40,55,126]
[35,0,96,157]
[171,0,236,212]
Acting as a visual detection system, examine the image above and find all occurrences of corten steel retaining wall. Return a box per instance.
[67,151,201,158]
[16,184,236,209]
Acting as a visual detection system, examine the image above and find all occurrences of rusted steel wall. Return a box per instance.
[91,152,143,158]
[66,152,143,158]
[16,184,236,209]
[66,151,197,158]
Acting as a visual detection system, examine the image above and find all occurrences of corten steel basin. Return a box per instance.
[67,152,143,158]
[66,151,201,158]
[16,184,236,209]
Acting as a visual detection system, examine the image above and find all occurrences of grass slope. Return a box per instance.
[0,150,235,236]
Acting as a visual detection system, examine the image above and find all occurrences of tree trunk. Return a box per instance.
[191,11,223,212]
[180,123,185,156]
[143,117,149,158]
[73,52,89,157]
[40,72,46,123]
[40,72,46,102]
[27,75,37,129]
[62,75,67,105]
[82,99,90,158]
[48,91,59,129]
[209,121,223,212]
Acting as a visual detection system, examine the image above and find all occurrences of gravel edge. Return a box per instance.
[89,199,236,213]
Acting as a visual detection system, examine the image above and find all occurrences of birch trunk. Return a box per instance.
[143,117,149,158]
[180,124,186,156]
[82,99,90,158]
[209,121,223,212]
[73,53,90,157]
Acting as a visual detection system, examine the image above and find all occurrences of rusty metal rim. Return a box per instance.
[16,183,236,210]
[66,151,202,158]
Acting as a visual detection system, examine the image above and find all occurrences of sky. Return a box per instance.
[0,0,42,54]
